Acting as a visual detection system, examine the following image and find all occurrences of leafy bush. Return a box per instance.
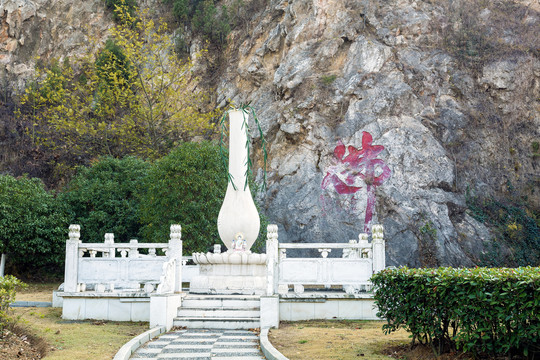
[0,275,27,332]
[104,0,137,22]
[466,187,540,267]
[372,267,540,358]
[0,175,68,276]
[167,0,231,48]
[59,156,150,243]
[95,39,131,87]
[138,142,267,253]
[192,0,231,46]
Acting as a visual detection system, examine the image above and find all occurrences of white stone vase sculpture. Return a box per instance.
[217,109,260,251]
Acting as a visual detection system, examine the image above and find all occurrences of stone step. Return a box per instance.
[182,295,260,309]
[178,307,260,318]
[173,317,260,330]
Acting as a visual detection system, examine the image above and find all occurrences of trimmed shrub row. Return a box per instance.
[372,267,540,357]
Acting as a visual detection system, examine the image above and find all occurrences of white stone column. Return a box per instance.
[217,109,261,251]
[266,224,279,295]
[104,233,115,258]
[129,239,139,258]
[64,225,81,293]
[372,224,385,273]
[168,225,182,293]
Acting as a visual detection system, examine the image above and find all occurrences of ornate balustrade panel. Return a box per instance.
[64,225,184,293]
[78,243,170,258]
[279,258,374,285]
[265,224,385,296]
[78,257,167,288]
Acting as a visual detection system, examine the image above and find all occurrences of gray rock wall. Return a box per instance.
[215,0,539,266]
[1,0,113,92]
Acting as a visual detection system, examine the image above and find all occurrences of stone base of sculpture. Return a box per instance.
[190,251,268,295]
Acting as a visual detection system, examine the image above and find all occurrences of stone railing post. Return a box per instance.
[104,233,115,258]
[266,224,279,296]
[372,224,385,273]
[358,233,371,258]
[129,239,139,258]
[168,225,182,293]
[64,225,81,292]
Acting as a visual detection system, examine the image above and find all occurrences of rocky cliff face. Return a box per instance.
[1,0,113,91]
[1,0,538,266]
[215,0,539,266]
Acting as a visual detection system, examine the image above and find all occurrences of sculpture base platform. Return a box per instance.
[189,260,267,295]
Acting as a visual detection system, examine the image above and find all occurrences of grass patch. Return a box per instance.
[269,320,410,360]
[320,74,337,86]
[13,307,148,360]
[16,283,59,302]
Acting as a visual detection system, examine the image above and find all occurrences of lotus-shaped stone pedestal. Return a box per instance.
[190,251,268,295]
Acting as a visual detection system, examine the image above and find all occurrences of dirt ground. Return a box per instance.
[0,326,46,360]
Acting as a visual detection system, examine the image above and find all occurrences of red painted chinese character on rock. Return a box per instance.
[321,132,391,233]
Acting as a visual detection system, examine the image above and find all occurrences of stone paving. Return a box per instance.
[130,328,266,360]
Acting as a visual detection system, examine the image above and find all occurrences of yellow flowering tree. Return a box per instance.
[18,5,215,162]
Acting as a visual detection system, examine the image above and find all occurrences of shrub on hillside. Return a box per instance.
[59,156,150,243]
[466,188,539,267]
[372,267,540,358]
[0,175,68,276]
[167,0,231,49]
[104,0,137,22]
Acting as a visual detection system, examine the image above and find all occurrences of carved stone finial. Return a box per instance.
[104,233,114,243]
[372,224,384,243]
[170,224,182,241]
[69,224,80,242]
[358,233,369,243]
[267,224,278,241]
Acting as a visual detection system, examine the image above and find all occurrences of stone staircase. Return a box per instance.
[173,294,261,329]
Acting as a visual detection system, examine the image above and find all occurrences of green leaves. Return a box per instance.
[0,275,27,332]
[58,156,150,244]
[219,104,267,193]
[1,143,268,276]
[0,175,69,275]
[372,267,540,357]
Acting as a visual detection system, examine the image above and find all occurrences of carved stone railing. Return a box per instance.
[64,224,183,293]
[265,224,385,296]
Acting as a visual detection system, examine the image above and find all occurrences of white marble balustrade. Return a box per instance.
[265,224,386,296]
[64,224,192,293]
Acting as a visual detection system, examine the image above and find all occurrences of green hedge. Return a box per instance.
[372,267,540,357]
